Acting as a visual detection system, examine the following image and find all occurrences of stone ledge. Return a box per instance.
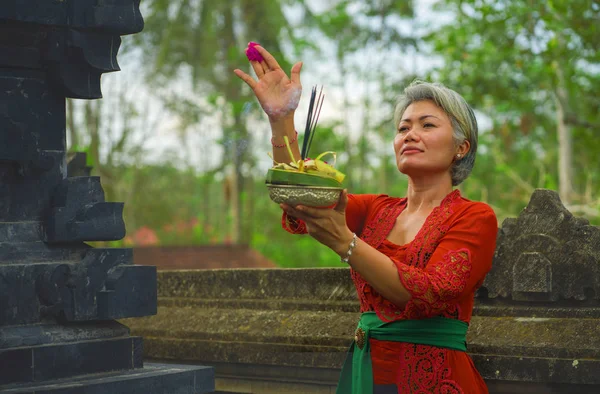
[473,355,600,385]
[126,269,600,392]
[159,297,359,312]
[468,315,600,358]
[0,363,215,394]
[144,338,347,369]
[474,304,600,318]
[156,268,356,301]
[126,306,356,346]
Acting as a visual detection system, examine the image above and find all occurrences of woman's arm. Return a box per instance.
[285,199,498,311]
[341,204,498,312]
[284,194,411,306]
[335,235,413,307]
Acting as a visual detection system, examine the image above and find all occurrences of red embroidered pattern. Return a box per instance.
[360,199,406,248]
[351,190,465,322]
[406,190,460,268]
[351,199,406,316]
[398,249,472,319]
[396,344,464,394]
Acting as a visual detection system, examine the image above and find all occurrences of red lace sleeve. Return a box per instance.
[394,206,498,319]
[281,193,379,234]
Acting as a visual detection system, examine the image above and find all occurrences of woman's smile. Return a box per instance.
[401,148,423,155]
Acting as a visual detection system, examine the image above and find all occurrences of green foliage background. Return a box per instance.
[68,0,600,267]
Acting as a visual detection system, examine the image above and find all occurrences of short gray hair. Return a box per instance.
[394,80,478,186]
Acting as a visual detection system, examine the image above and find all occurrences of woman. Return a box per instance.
[234,45,497,394]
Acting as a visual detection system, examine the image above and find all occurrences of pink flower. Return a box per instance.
[245,42,263,62]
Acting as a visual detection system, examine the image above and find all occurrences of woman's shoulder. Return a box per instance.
[455,195,498,224]
[457,196,495,213]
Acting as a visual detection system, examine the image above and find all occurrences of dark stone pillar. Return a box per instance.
[0,1,214,393]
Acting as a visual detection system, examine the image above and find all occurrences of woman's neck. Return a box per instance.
[405,173,454,214]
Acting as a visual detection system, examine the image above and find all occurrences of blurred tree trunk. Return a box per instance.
[65,71,153,213]
[554,60,574,205]
[246,172,255,244]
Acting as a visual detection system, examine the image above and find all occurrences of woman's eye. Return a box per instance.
[398,127,408,133]
[424,123,435,128]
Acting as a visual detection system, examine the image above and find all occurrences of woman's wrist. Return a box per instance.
[336,230,357,259]
[269,113,297,145]
[270,112,300,162]
[269,111,295,127]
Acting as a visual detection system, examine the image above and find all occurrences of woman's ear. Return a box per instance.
[457,140,471,156]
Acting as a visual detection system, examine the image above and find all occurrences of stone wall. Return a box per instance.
[123,268,357,393]
[125,190,600,393]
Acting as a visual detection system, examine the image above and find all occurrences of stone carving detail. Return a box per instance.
[36,264,75,320]
[0,1,203,391]
[0,0,144,99]
[0,1,213,391]
[45,176,126,242]
[0,0,153,332]
[481,189,600,302]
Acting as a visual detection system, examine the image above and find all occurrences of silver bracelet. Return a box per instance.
[341,233,358,264]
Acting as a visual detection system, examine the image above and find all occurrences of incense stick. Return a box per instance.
[306,87,324,157]
[301,87,316,159]
[301,85,324,160]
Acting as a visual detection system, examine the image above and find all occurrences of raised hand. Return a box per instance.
[234,45,303,121]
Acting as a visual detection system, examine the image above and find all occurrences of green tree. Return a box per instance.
[136,0,300,244]
[305,1,417,191]
[427,0,600,214]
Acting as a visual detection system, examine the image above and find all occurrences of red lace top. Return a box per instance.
[283,190,498,392]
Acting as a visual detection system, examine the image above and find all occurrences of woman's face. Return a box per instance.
[393,100,465,180]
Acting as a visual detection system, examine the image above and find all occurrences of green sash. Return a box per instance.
[336,312,468,394]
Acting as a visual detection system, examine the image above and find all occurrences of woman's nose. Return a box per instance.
[404,128,420,141]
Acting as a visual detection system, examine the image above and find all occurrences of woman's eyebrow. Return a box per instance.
[401,114,441,123]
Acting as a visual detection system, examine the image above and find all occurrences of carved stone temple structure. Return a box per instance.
[125,189,600,394]
[0,2,213,393]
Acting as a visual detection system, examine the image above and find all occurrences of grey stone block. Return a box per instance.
[483,189,600,302]
[0,3,213,393]
[0,364,215,394]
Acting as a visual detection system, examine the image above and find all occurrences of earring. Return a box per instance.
[456,154,462,159]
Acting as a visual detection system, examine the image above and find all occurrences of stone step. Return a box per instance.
[0,363,214,394]
[0,336,143,386]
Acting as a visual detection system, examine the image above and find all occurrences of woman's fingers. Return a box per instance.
[281,204,329,222]
[250,61,264,78]
[281,204,304,220]
[280,205,311,224]
[233,69,257,90]
[256,45,282,71]
[294,205,324,218]
[290,62,303,85]
[260,60,270,73]
[334,189,348,213]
